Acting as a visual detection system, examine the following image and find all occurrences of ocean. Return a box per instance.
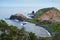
[0,7,40,19]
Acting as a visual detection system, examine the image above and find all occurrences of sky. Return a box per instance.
[0,0,60,19]
[0,0,60,9]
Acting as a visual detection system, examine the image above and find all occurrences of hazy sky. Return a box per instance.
[0,0,60,8]
[0,0,60,19]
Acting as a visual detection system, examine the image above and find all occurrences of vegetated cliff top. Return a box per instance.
[35,7,60,18]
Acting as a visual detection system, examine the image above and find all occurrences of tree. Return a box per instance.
[29,32,37,40]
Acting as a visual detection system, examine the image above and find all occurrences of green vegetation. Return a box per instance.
[40,20,60,33]
[0,20,28,40]
[0,20,58,40]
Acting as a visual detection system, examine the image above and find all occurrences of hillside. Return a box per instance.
[27,7,60,36]
[35,7,60,21]
[34,7,60,35]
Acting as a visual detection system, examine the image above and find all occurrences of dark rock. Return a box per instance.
[10,15,16,20]
[9,15,25,21]
[28,11,36,18]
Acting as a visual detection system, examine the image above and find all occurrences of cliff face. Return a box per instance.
[38,11,54,20]
[35,7,60,22]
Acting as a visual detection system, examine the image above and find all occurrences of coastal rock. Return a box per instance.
[10,13,26,21]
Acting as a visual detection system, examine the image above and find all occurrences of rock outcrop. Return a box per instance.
[10,13,26,21]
